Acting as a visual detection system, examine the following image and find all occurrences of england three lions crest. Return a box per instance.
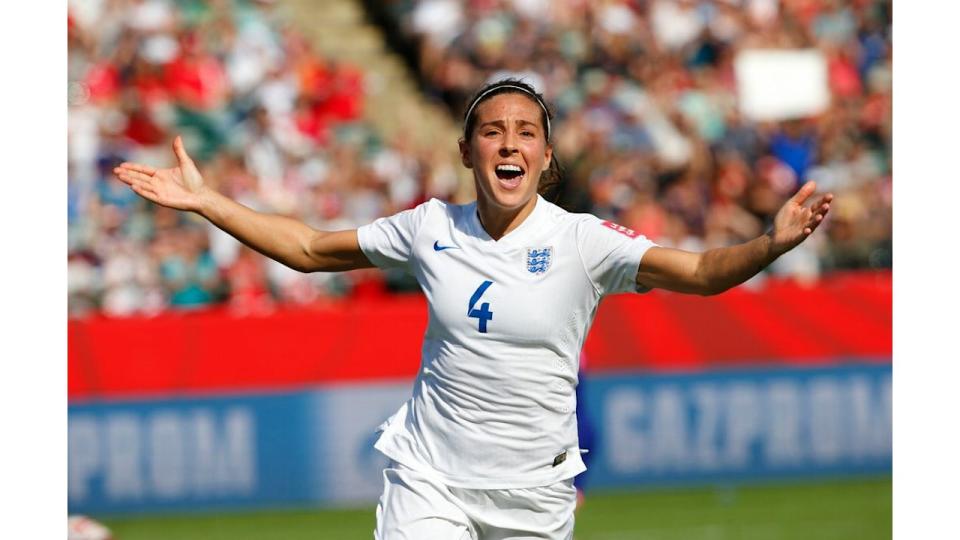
[526,247,553,275]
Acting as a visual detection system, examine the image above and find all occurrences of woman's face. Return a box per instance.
[459,93,552,216]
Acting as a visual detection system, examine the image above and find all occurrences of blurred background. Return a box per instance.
[67,0,891,538]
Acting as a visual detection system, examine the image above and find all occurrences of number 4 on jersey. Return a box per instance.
[467,280,494,333]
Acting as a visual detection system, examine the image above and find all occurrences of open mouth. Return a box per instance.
[495,164,525,188]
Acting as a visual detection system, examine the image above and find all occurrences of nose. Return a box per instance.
[499,131,519,156]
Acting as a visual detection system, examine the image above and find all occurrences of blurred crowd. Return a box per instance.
[395,0,891,276]
[68,0,461,317]
[68,0,891,318]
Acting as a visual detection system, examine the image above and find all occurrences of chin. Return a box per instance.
[488,186,536,211]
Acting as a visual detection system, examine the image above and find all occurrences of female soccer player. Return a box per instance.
[114,79,832,539]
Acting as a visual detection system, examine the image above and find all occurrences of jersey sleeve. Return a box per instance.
[576,216,658,296]
[356,200,435,271]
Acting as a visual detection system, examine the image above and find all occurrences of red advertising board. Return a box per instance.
[68,271,891,399]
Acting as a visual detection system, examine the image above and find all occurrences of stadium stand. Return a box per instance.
[68,0,891,317]
[68,0,465,317]
[384,0,892,272]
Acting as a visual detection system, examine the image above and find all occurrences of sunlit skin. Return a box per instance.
[459,93,553,240]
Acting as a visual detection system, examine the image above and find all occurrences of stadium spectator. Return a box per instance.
[68,0,891,317]
[67,0,461,315]
[391,0,892,282]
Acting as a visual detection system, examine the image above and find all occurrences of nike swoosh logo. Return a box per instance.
[433,240,460,251]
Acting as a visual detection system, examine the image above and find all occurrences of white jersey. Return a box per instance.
[357,195,656,489]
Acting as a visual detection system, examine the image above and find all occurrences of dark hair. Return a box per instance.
[462,79,565,204]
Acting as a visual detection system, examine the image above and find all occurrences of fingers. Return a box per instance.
[113,167,161,204]
[116,168,157,199]
[115,162,157,176]
[795,183,833,228]
[810,191,833,209]
[810,192,833,217]
[112,161,168,206]
[128,179,157,200]
[113,167,154,186]
[803,200,831,236]
[801,216,820,237]
[790,180,817,206]
[173,135,195,168]
[112,167,134,186]
[779,185,834,246]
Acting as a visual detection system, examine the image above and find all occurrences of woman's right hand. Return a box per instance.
[114,135,209,213]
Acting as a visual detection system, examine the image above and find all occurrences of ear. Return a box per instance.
[544,143,553,169]
[458,138,473,169]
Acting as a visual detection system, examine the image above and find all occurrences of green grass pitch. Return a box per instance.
[101,476,890,540]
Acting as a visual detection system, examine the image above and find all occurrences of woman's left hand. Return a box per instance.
[769,180,834,256]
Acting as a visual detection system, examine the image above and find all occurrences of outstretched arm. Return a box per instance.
[636,181,833,295]
[114,136,375,273]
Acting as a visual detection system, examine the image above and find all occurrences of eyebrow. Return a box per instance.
[478,119,541,130]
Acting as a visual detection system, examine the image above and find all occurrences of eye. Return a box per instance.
[521,130,535,137]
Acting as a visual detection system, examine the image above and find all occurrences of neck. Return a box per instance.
[476,196,539,241]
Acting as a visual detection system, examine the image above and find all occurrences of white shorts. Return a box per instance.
[375,461,577,540]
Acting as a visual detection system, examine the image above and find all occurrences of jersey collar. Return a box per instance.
[469,194,549,247]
